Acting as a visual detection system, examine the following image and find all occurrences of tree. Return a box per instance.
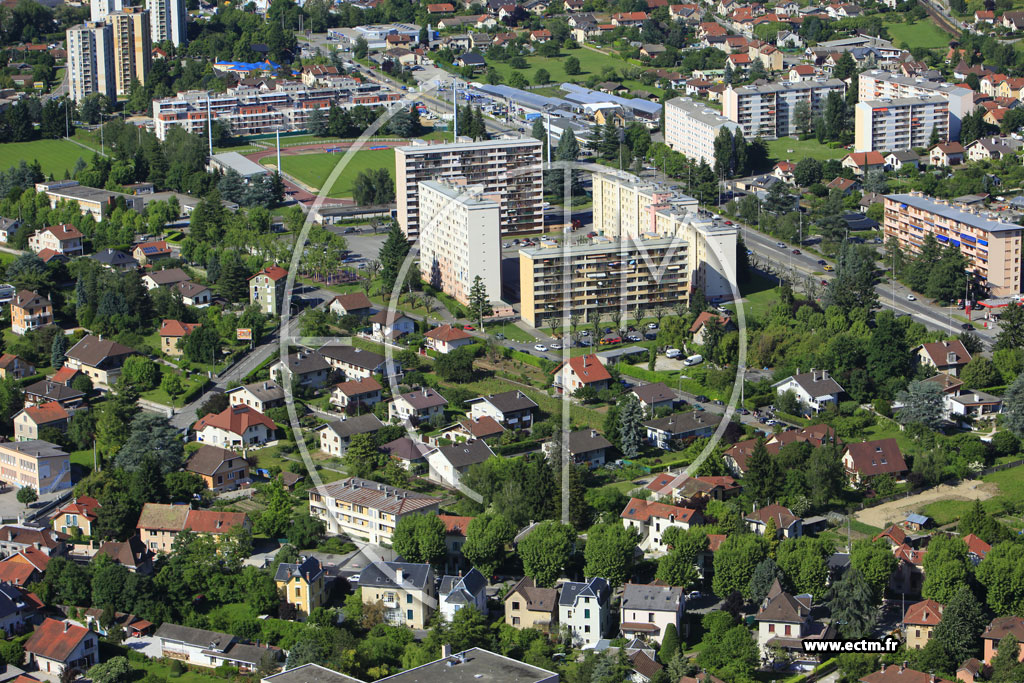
[343,433,383,479]
[617,394,644,459]
[534,68,550,85]
[462,513,515,577]
[930,584,987,671]
[826,567,876,638]
[659,623,680,664]
[287,514,325,549]
[583,523,639,588]
[468,275,493,328]
[746,557,784,602]
[850,540,898,602]
[354,36,368,58]
[793,158,821,187]
[379,222,411,296]
[16,487,36,506]
[712,534,767,598]
[435,346,475,383]
[87,656,132,683]
[115,413,184,474]
[181,324,220,364]
[960,356,1001,389]
[1003,373,1024,437]
[922,534,973,604]
[120,355,159,391]
[565,56,581,75]
[160,372,184,402]
[51,332,67,369]
[253,479,292,539]
[990,634,1024,682]
[895,380,945,430]
[744,439,779,506]
[392,514,446,566]
[518,520,575,587]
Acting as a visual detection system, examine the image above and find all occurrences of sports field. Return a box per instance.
[273,148,396,197]
[0,139,93,177]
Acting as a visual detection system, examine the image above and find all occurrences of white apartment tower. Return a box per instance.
[418,180,502,306]
[722,79,846,139]
[665,97,741,166]
[146,0,187,46]
[90,0,125,23]
[395,138,544,239]
[858,70,974,141]
[854,96,949,153]
[108,7,152,96]
[67,22,116,103]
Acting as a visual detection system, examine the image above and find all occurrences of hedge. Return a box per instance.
[179,378,209,405]
[493,438,546,456]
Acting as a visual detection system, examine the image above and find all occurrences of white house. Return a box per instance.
[439,568,488,621]
[566,429,613,468]
[552,354,611,395]
[425,440,494,489]
[558,577,611,648]
[745,504,802,538]
[772,369,844,414]
[24,618,99,677]
[192,405,276,449]
[370,310,416,341]
[754,579,834,657]
[424,325,475,354]
[620,498,704,553]
[390,387,449,424]
[466,390,538,429]
[318,345,399,381]
[620,583,685,644]
[317,414,384,456]
[175,281,212,307]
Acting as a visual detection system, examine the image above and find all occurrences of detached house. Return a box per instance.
[227,380,286,413]
[10,290,52,336]
[358,562,436,629]
[185,445,251,492]
[24,618,99,677]
[903,599,943,650]
[982,616,1024,664]
[13,402,69,441]
[916,339,971,376]
[426,440,494,489]
[754,579,834,657]
[137,504,249,553]
[159,319,201,357]
[317,414,384,456]
[505,577,558,631]
[192,405,277,449]
[620,583,685,644]
[319,345,398,381]
[275,556,326,618]
[929,142,965,167]
[559,578,611,647]
[439,568,488,621]
[643,412,724,449]
[330,377,383,411]
[841,438,907,483]
[0,355,33,380]
[772,369,844,414]
[271,350,330,389]
[691,311,736,345]
[329,292,374,318]
[142,268,191,290]
[745,504,802,538]
[566,429,614,468]
[620,498,703,553]
[51,496,100,536]
[64,334,136,390]
[28,224,84,256]
[249,265,288,315]
[390,387,448,424]
[841,152,885,175]
[466,390,537,429]
[552,355,611,395]
[369,310,416,341]
[175,281,212,307]
[425,325,475,354]
[132,240,172,264]
[630,383,676,413]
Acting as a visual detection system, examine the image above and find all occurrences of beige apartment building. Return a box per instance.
[308,477,442,545]
[395,138,544,238]
[854,97,949,153]
[858,70,974,141]
[108,7,151,96]
[418,179,502,305]
[358,562,436,629]
[722,79,846,139]
[884,193,1023,296]
[67,22,116,102]
[665,97,740,166]
[0,440,72,495]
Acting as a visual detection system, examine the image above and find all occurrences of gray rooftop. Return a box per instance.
[378,648,557,683]
[359,561,433,590]
[886,193,1023,234]
[558,577,610,606]
[210,152,270,178]
[666,97,739,129]
[621,583,684,612]
[320,413,384,439]
[728,78,845,95]
[263,664,364,683]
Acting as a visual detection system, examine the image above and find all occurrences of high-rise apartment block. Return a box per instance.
[884,193,1023,296]
[146,0,187,46]
[854,97,949,153]
[67,22,116,103]
[395,138,544,239]
[90,0,125,23]
[664,97,740,166]
[722,79,846,139]
[858,70,974,141]
[108,7,151,96]
[418,180,502,306]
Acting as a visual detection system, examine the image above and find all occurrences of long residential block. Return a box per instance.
[884,192,1023,296]
[395,137,544,238]
[308,477,442,546]
[722,79,846,139]
[665,96,740,166]
[858,70,974,140]
[854,96,949,153]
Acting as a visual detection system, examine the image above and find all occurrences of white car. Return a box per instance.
[348,574,360,583]
[665,348,682,359]
[776,242,786,248]
[646,322,658,329]
[550,342,562,350]
[907,294,916,301]
[534,344,548,352]
[683,354,704,366]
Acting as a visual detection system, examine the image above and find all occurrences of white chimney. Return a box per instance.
[395,568,404,583]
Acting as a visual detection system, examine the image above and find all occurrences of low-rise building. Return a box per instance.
[249,266,288,316]
[227,380,286,413]
[132,240,172,264]
[330,377,383,411]
[359,562,436,629]
[754,578,833,656]
[319,345,398,381]
[51,496,101,536]
[620,498,703,553]
[13,402,69,441]
[620,583,685,644]
[643,412,723,449]
[424,325,475,354]
[369,311,416,341]
[566,429,614,468]
[745,504,802,538]
[91,248,139,271]
[317,414,384,457]
[143,267,191,290]
[64,334,136,390]
[275,556,326,618]
[552,355,611,395]
[631,383,677,413]
[466,390,537,429]
[309,477,441,545]
[24,618,99,677]
[917,339,971,376]
[558,577,611,648]
[159,319,201,357]
[982,616,1024,664]
[841,438,908,483]
[0,440,72,493]
[193,405,276,450]
[439,568,487,621]
[929,142,965,167]
[137,504,249,553]
[903,599,943,650]
[329,292,373,317]
[0,355,34,381]
[772,369,844,414]
[425,440,494,489]
[10,290,52,336]
[28,224,84,256]
[505,576,558,631]
[184,445,250,492]
[390,387,449,424]
[271,350,330,389]
[175,281,212,307]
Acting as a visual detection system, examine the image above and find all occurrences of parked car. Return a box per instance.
[683,354,704,366]
[817,259,827,266]
[534,344,548,352]
[792,249,801,255]
[646,322,658,329]
[823,264,834,271]
[695,395,709,403]
[463,324,476,330]
[550,342,562,349]
[495,333,506,340]
[665,348,682,359]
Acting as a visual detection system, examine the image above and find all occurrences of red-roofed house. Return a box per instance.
[916,339,971,376]
[424,325,475,354]
[159,319,201,357]
[132,240,172,265]
[773,161,796,183]
[249,266,288,315]
[50,366,81,386]
[841,438,907,484]
[35,249,65,264]
[929,142,965,167]
[612,10,648,24]
[530,29,552,42]
[745,504,802,538]
[873,524,908,548]
[3,548,54,574]
[439,514,474,573]
[328,292,373,317]
[976,9,995,22]
[690,311,735,345]
[427,2,454,11]
[904,599,943,649]
[51,497,101,536]
[13,402,69,441]
[841,152,885,175]
[621,497,703,552]
[0,561,39,587]
[553,354,611,394]
[24,618,99,677]
[891,543,926,595]
[727,53,752,68]
[28,224,84,256]
[193,405,276,449]
[963,533,991,564]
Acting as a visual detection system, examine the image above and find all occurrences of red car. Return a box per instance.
[792,249,801,255]
[463,325,475,331]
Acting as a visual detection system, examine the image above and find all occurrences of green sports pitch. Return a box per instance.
[270,147,396,198]
[0,139,94,178]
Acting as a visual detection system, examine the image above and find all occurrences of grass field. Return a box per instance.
[885,20,952,49]
[0,139,93,177]
[766,137,848,163]
[459,47,653,94]
[272,148,395,197]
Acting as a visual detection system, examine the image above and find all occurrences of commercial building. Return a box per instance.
[417,180,502,306]
[67,22,116,103]
[0,440,71,494]
[858,71,974,141]
[854,97,950,153]
[395,138,544,238]
[308,477,442,545]
[108,7,151,96]
[722,79,846,139]
[884,192,1023,296]
[664,96,740,166]
[152,83,401,140]
[34,180,143,221]
[145,0,187,46]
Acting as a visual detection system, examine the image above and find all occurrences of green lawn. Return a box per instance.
[721,273,804,322]
[0,139,94,176]
[139,364,208,407]
[921,464,1024,525]
[885,20,952,50]
[459,48,651,95]
[272,148,396,198]
[766,137,848,163]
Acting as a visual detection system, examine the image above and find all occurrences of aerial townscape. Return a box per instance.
[7,0,1024,681]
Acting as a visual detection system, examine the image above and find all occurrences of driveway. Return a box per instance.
[121,635,163,659]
